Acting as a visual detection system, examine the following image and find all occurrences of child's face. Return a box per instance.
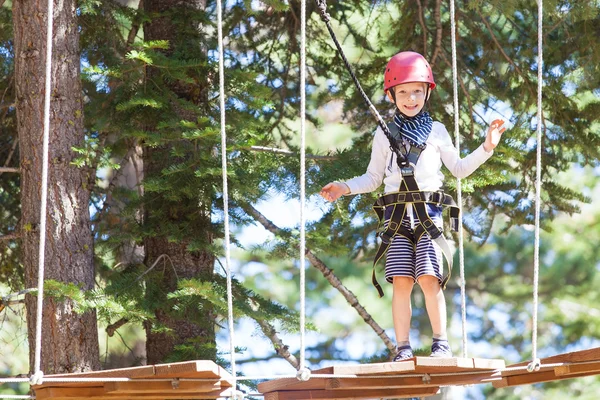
[387,82,428,117]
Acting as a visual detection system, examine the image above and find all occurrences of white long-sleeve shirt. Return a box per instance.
[345,121,493,195]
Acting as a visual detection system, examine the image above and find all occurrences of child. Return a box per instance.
[320,51,506,360]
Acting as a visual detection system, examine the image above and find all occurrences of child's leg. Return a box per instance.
[392,276,414,344]
[418,275,447,339]
[415,231,453,357]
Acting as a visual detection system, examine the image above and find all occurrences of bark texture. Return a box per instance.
[13,0,100,374]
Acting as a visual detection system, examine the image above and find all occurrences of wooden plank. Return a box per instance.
[32,360,234,390]
[492,369,600,388]
[263,387,440,400]
[41,365,156,379]
[330,360,415,376]
[103,379,221,394]
[325,372,502,390]
[153,360,224,379]
[35,360,228,381]
[34,386,105,399]
[555,361,600,376]
[473,358,506,370]
[257,377,329,393]
[414,356,473,373]
[35,386,231,399]
[502,347,600,371]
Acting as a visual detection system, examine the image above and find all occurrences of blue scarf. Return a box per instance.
[393,111,433,148]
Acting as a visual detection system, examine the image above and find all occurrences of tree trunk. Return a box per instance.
[13,0,100,374]
[142,0,215,365]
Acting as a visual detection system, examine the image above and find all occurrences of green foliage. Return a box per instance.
[1,0,600,397]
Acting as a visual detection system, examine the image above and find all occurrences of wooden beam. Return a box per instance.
[555,361,600,377]
[263,387,440,400]
[503,347,600,372]
[34,386,105,399]
[493,369,600,388]
[325,372,502,390]
[103,379,222,394]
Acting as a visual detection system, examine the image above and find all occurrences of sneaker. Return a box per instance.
[393,345,414,361]
[430,340,453,358]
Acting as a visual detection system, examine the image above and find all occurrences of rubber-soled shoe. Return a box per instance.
[430,340,453,358]
[393,345,414,361]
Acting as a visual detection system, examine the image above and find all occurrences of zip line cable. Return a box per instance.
[449,0,468,358]
[528,0,544,374]
[313,0,408,161]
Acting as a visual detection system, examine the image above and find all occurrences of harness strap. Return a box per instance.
[375,190,458,208]
[372,160,458,296]
[372,203,409,297]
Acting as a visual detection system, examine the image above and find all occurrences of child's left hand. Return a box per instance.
[484,119,507,152]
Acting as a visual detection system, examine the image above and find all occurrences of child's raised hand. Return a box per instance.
[484,119,507,152]
[320,182,350,202]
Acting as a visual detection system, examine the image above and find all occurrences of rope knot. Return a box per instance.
[29,371,44,386]
[527,358,541,372]
[314,0,331,22]
[296,367,311,381]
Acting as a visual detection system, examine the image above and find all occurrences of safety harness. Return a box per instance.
[370,121,460,297]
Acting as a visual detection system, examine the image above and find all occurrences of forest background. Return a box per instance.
[1,0,600,399]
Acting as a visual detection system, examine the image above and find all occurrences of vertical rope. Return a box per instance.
[216,0,238,390]
[32,0,55,380]
[449,0,467,358]
[529,0,544,371]
[298,0,308,378]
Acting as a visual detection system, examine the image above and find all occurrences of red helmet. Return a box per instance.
[383,51,436,92]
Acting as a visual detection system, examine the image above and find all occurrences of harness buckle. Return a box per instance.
[396,193,406,203]
[401,167,414,176]
[412,192,422,202]
[436,190,445,207]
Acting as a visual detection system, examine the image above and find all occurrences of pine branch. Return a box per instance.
[248,300,300,369]
[437,50,476,139]
[0,167,19,173]
[476,10,535,100]
[247,146,337,160]
[106,317,130,337]
[126,0,143,49]
[430,0,443,66]
[414,0,427,57]
[0,288,35,315]
[0,232,21,241]
[243,203,396,355]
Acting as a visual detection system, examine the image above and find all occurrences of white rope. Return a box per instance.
[32,0,55,379]
[297,0,308,380]
[449,0,467,358]
[216,0,237,389]
[530,0,544,371]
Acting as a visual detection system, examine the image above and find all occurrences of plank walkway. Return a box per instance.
[258,356,505,400]
[8,347,600,399]
[31,360,234,400]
